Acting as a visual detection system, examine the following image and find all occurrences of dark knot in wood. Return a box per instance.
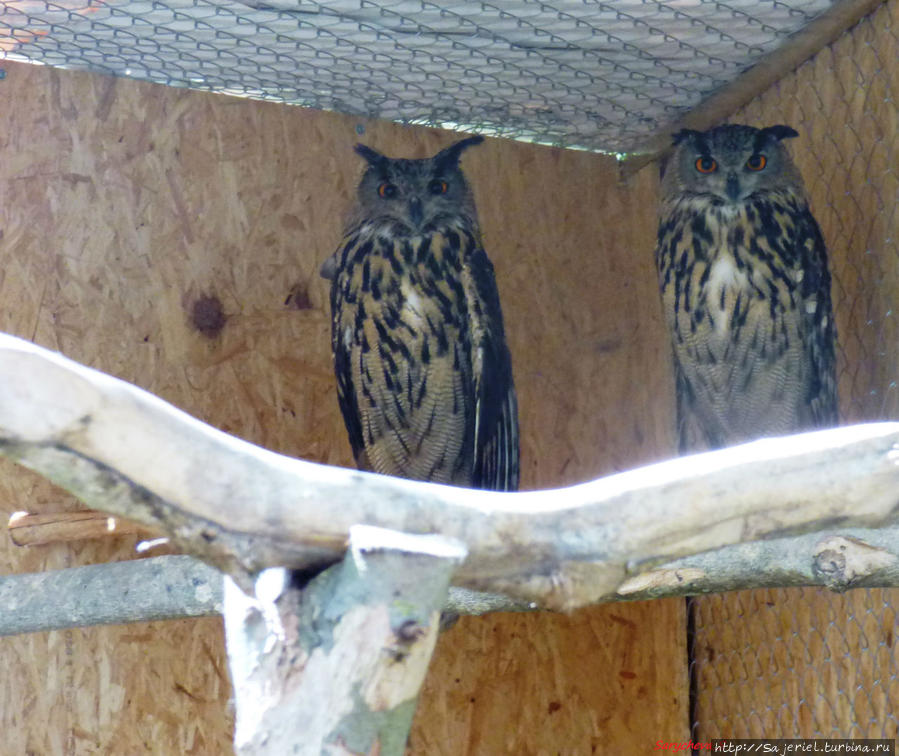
[813,547,847,588]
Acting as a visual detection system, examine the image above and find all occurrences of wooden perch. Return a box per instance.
[0,554,527,637]
[0,555,222,635]
[225,526,465,755]
[8,515,899,638]
[2,333,899,611]
[8,510,158,546]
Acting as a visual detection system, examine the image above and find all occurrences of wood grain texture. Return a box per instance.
[0,57,684,753]
[414,600,687,755]
[8,512,157,546]
[691,0,899,738]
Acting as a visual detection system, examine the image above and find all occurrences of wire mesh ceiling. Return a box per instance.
[0,0,835,153]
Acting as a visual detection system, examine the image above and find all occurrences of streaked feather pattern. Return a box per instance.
[325,138,519,491]
[655,124,837,452]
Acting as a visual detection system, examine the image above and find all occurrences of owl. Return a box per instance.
[654,124,837,452]
[321,136,519,491]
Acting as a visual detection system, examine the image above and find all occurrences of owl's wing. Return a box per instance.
[674,359,706,453]
[796,206,838,428]
[463,244,520,492]
[329,240,368,468]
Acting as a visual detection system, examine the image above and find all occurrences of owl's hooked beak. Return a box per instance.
[725,172,742,202]
[408,197,423,229]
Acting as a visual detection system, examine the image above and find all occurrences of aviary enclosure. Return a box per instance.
[0,0,896,751]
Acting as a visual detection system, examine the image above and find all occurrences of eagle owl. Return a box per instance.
[655,124,837,452]
[322,136,519,491]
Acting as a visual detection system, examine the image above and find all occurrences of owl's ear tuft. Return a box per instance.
[761,125,799,141]
[658,153,671,181]
[671,129,702,146]
[354,143,389,167]
[434,135,485,171]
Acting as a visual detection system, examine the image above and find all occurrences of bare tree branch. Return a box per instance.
[0,555,222,635]
[617,526,899,599]
[6,518,899,639]
[7,510,157,546]
[0,552,533,636]
[2,333,899,611]
[225,526,465,756]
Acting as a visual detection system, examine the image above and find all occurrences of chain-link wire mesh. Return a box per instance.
[0,0,897,742]
[693,589,899,736]
[0,0,833,154]
[691,0,899,738]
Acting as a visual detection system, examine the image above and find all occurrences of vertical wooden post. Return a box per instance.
[224,525,467,755]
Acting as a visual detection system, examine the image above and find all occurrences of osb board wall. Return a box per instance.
[692,0,899,738]
[0,59,686,752]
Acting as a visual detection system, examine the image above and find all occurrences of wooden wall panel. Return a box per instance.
[0,57,685,752]
[691,0,899,738]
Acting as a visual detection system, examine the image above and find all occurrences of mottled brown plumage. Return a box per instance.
[322,136,519,491]
[655,124,837,452]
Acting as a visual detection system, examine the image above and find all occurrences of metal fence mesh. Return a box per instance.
[691,0,899,738]
[0,0,833,154]
[0,0,897,741]
[693,589,899,736]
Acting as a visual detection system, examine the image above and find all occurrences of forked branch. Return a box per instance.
[2,333,899,611]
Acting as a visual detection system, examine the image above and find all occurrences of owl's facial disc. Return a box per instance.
[677,125,793,206]
[353,143,480,238]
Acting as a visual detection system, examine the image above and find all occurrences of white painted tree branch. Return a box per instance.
[2,333,899,611]
[225,525,465,756]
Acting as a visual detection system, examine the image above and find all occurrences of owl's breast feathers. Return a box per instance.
[330,224,519,491]
[655,190,837,450]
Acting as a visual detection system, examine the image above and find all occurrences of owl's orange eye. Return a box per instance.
[746,154,767,171]
[378,182,398,199]
[428,179,448,195]
[694,156,717,174]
